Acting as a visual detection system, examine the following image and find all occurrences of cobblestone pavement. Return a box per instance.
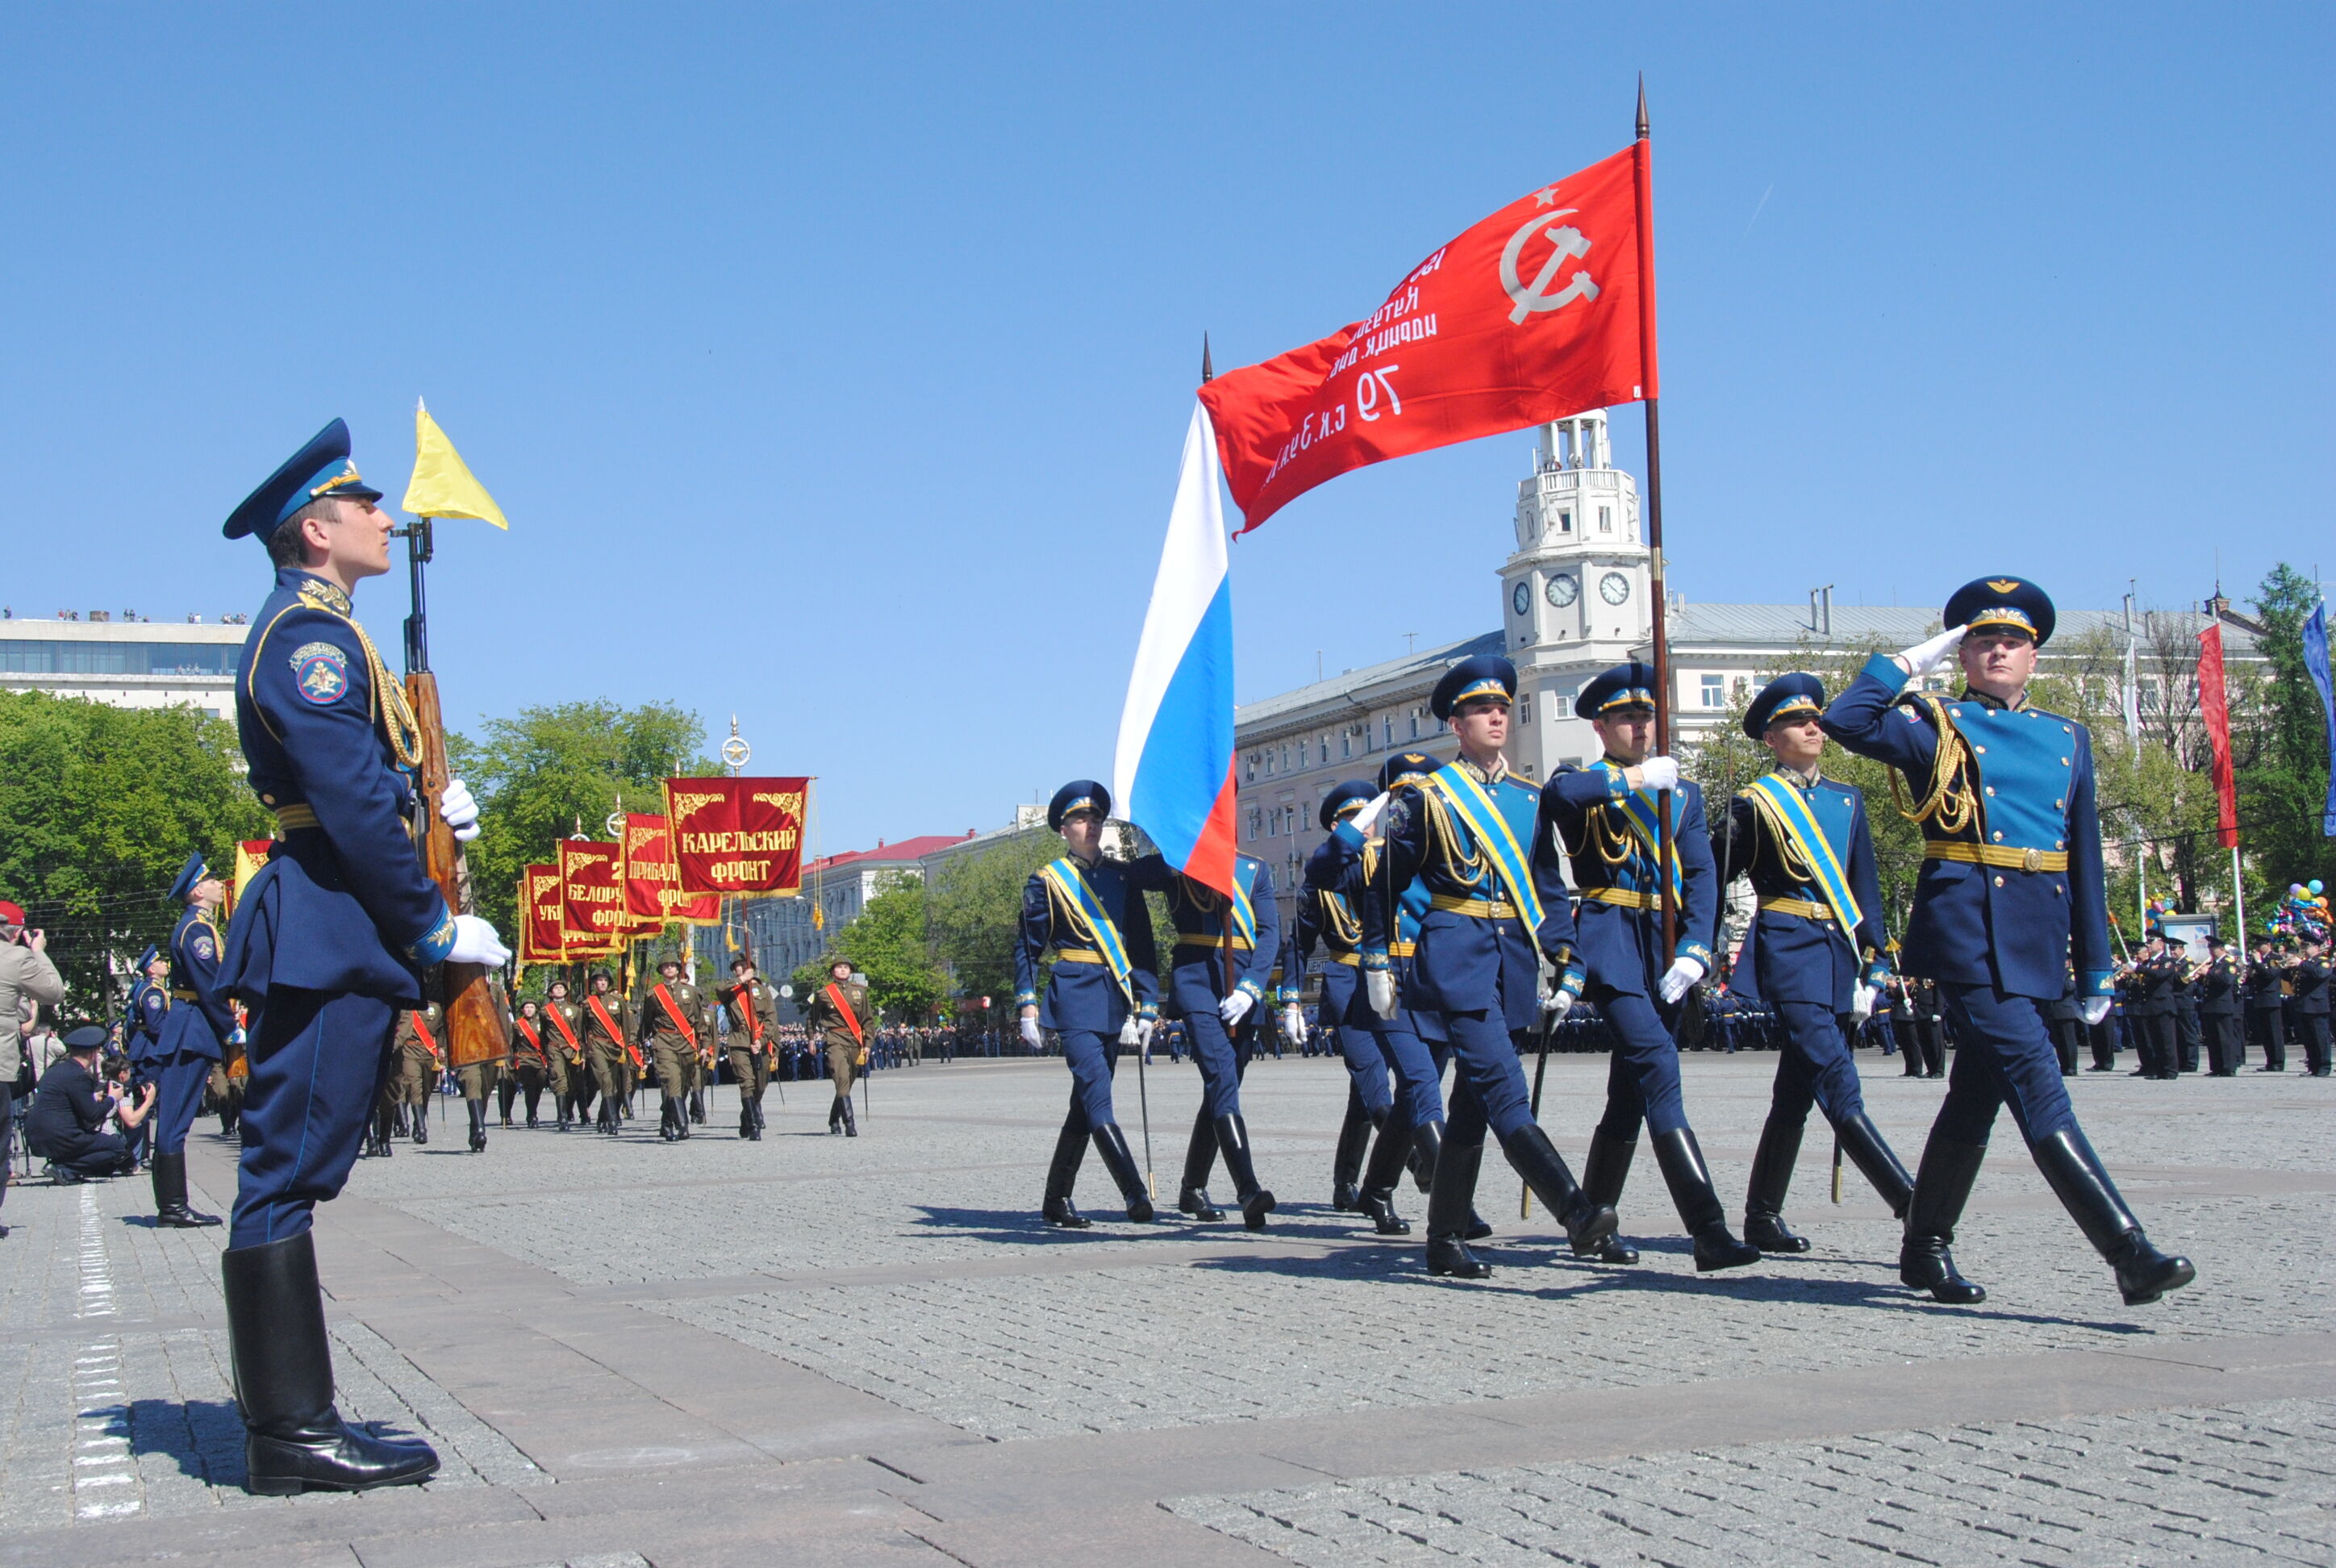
[0,1050,2328,1566]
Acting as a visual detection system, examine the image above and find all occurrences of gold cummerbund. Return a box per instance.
[1925,841,2068,873]
[1583,886,1662,911]
[1758,897,1834,922]
[1429,893,1517,920]
[1048,948,1103,965]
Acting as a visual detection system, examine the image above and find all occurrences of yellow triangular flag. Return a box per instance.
[402,398,509,528]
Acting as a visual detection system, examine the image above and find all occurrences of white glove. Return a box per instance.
[1366,969,1396,1019]
[1897,623,1967,678]
[2080,996,2113,1028]
[1657,954,1706,1005]
[1118,1016,1142,1048]
[1636,756,1679,793]
[1541,986,1575,1021]
[1347,790,1393,837]
[1280,1004,1307,1045]
[1019,1015,1044,1050]
[440,778,482,842]
[1850,984,1878,1024]
[446,914,511,968]
[1137,1017,1158,1049]
[1219,990,1254,1028]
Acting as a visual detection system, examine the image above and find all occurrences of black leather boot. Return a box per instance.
[1651,1128,1760,1271]
[1330,1086,1370,1211]
[1357,1113,1412,1235]
[152,1152,221,1228]
[2029,1128,2196,1305]
[555,1093,571,1132]
[689,1089,707,1124]
[466,1099,487,1153]
[1425,1136,1491,1278]
[223,1234,437,1494]
[841,1096,857,1138]
[1091,1124,1154,1221]
[1214,1114,1276,1230]
[1834,1111,1915,1217]
[1177,1111,1224,1220]
[1405,1118,1442,1195]
[659,1095,680,1141]
[740,1101,756,1139]
[1900,1134,1988,1303]
[1041,1121,1091,1228]
[1504,1124,1618,1250]
[1573,1130,1639,1263]
[410,1103,427,1145]
[1743,1116,1810,1253]
[828,1095,845,1135]
[498,1082,516,1127]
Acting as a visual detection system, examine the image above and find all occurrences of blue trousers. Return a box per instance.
[1589,989,1690,1139]
[1931,982,2078,1148]
[1057,1027,1122,1134]
[1438,1011,1536,1147]
[1184,1007,1245,1120]
[230,987,396,1249]
[1341,1016,1444,1130]
[1768,1000,1867,1130]
[150,1052,211,1156]
[1334,1024,1393,1117]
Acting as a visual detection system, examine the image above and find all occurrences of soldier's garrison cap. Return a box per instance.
[1317,780,1376,832]
[168,851,213,902]
[1744,673,1826,740]
[1945,575,2056,647]
[1047,780,1111,832]
[137,945,162,972]
[223,418,383,541]
[1378,751,1440,791]
[1429,655,1516,720]
[1575,661,1658,720]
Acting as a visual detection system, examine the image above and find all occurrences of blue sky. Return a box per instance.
[5,5,2328,853]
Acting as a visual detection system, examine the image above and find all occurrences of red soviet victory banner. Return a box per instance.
[621,812,721,925]
[665,778,810,895]
[2197,623,2240,849]
[557,839,627,955]
[1201,143,1653,532]
[520,863,568,964]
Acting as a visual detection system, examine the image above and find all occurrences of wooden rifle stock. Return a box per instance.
[406,670,512,1070]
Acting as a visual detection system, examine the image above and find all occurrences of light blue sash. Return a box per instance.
[1743,773,1863,932]
[1423,764,1546,929]
[1040,857,1135,1003]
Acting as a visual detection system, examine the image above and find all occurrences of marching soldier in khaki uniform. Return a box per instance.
[382,1003,444,1149]
[580,970,634,1136]
[719,956,782,1141]
[803,957,870,1137]
[455,1048,502,1153]
[540,979,588,1131]
[636,956,709,1141]
[503,999,549,1127]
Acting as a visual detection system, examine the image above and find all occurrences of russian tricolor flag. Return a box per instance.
[1113,402,1238,898]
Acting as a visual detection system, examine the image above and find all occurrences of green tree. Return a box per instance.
[794,874,949,1023]
[923,826,1061,1007]
[445,699,715,942]
[2238,564,2335,912]
[0,692,269,1008]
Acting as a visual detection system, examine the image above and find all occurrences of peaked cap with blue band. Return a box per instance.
[1429,654,1516,720]
[1944,574,2056,647]
[167,850,213,903]
[222,418,384,541]
[1575,660,1658,720]
[1317,779,1376,832]
[137,944,163,972]
[1744,672,1827,740]
[1378,750,1440,791]
[1047,779,1111,833]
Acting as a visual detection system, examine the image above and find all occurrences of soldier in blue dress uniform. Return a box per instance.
[147,852,234,1228]
[1716,675,1915,1253]
[1369,657,1617,1278]
[214,419,511,1493]
[1535,662,1761,1273]
[1014,781,1162,1226]
[1822,576,2193,1307]
[1127,839,1283,1229]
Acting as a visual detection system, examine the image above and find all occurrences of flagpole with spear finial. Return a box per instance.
[1635,77,1679,972]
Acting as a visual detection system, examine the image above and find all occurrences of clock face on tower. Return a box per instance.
[1512,581,1531,617]
[1599,571,1633,606]
[1546,573,1579,607]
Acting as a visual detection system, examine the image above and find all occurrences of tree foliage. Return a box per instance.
[0,692,269,1010]
[791,874,949,1023]
[2237,563,2335,911]
[922,827,1061,1007]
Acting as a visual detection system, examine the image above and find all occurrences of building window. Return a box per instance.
[1245,753,1256,783]
[1558,510,1572,533]
[1598,506,1612,533]
[1518,694,1532,724]
[1341,730,1352,759]
[1700,673,1725,709]
[1382,715,1394,748]
[1318,736,1329,765]
[1407,712,1419,740]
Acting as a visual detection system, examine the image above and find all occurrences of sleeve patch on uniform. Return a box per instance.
[290,640,351,706]
[191,931,215,963]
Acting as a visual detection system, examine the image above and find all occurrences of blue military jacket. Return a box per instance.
[1125,852,1283,1016]
[1013,852,1160,1032]
[220,569,455,1009]
[1379,761,1579,1029]
[1821,653,2111,1003]
[1321,823,1450,1044]
[1299,832,1374,1029]
[1717,774,1891,1011]
[124,978,169,1069]
[1537,761,1718,999]
[154,907,234,1064]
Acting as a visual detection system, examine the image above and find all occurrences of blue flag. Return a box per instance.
[2305,602,2336,837]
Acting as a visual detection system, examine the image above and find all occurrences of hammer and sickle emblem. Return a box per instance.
[1500,209,1600,325]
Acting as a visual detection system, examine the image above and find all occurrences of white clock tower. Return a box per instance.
[1495,410,1653,778]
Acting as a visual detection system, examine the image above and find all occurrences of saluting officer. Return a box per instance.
[148,853,235,1228]
[1536,661,1759,1272]
[1370,657,1617,1278]
[1822,575,2192,1307]
[1015,781,1162,1225]
[804,957,872,1136]
[123,944,170,1156]
[215,419,511,1492]
[637,956,707,1141]
[1716,674,1915,1253]
[720,956,781,1140]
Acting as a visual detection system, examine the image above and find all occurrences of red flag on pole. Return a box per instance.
[2197,621,2240,849]
[1199,144,1654,532]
